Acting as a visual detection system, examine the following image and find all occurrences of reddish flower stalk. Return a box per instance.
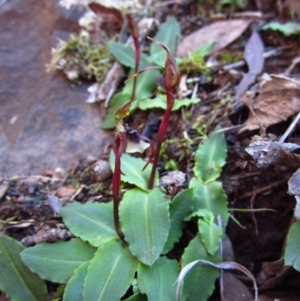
[113,103,155,243]
[126,14,140,102]
[112,131,127,243]
[148,38,180,189]
[111,16,142,243]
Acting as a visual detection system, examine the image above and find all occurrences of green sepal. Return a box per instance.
[101,91,133,130]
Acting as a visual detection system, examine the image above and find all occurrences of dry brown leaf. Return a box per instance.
[56,186,76,198]
[235,31,265,101]
[176,19,252,58]
[239,74,300,133]
[222,272,253,301]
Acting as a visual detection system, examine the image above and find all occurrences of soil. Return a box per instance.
[1,0,300,300]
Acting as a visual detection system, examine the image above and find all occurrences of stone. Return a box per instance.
[0,0,112,176]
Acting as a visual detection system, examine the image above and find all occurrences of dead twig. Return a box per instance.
[222,47,288,72]
[240,177,289,200]
[279,111,300,143]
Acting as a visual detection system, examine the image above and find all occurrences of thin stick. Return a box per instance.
[279,111,300,143]
[222,47,287,72]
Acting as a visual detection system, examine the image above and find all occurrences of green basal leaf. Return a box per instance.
[150,17,181,67]
[173,98,200,110]
[101,91,135,130]
[109,42,149,68]
[21,238,96,283]
[163,188,194,254]
[180,233,220,301]
[123,293,148,301]
[262,21,300,36]
[137,257,180,301]
[193,127,227,183]
[123,67,160,100]
[120,188,170,265]
[284,220,300,272]
[63,261,89,301]
[191,41,214,60]
[0,235,47,301]
[138,94,200,111]
[60,202,117,247]
[109,152,158,190]
[109,42,135,68]
[83,239,138,301]
[197,219,222,255]
[184,209,222,255]
[189,178,229,228]
[185,208,215,224]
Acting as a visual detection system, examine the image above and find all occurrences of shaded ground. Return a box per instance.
[1,0,300,300]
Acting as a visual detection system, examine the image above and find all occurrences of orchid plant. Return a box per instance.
[0,14,257,301]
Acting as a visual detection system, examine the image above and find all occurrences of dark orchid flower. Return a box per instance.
[123,38,180,189]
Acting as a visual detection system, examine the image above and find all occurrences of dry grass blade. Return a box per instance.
[176,260,258,301]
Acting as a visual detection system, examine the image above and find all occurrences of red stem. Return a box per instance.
[112,136,126,243]
[126,14,140,102]
[148,89,174,189]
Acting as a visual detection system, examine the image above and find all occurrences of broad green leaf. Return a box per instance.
[193,128,227,183]
[109,152,158,190]
[83,239,138,301]
[191,41,214,59]
[21,238,96,283]
[60,202,117,247]
[284,220,300,272]
[0,235,47,301]
[101,91,133,130]
[262,21,300,36]
[109,42,149,68]
[180,233,220,301]
[123,68,160,100]
[63,261,89,301]
[123,293,148,301]
[189,178,229,228]
[197,219,222,255]
[150,17,181,67]
[163,188,194,254]
[184,208,222,255]
[120,188,170,265]
[138,94,200,111]
[185,208,215,224]
[137,257,180,301]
